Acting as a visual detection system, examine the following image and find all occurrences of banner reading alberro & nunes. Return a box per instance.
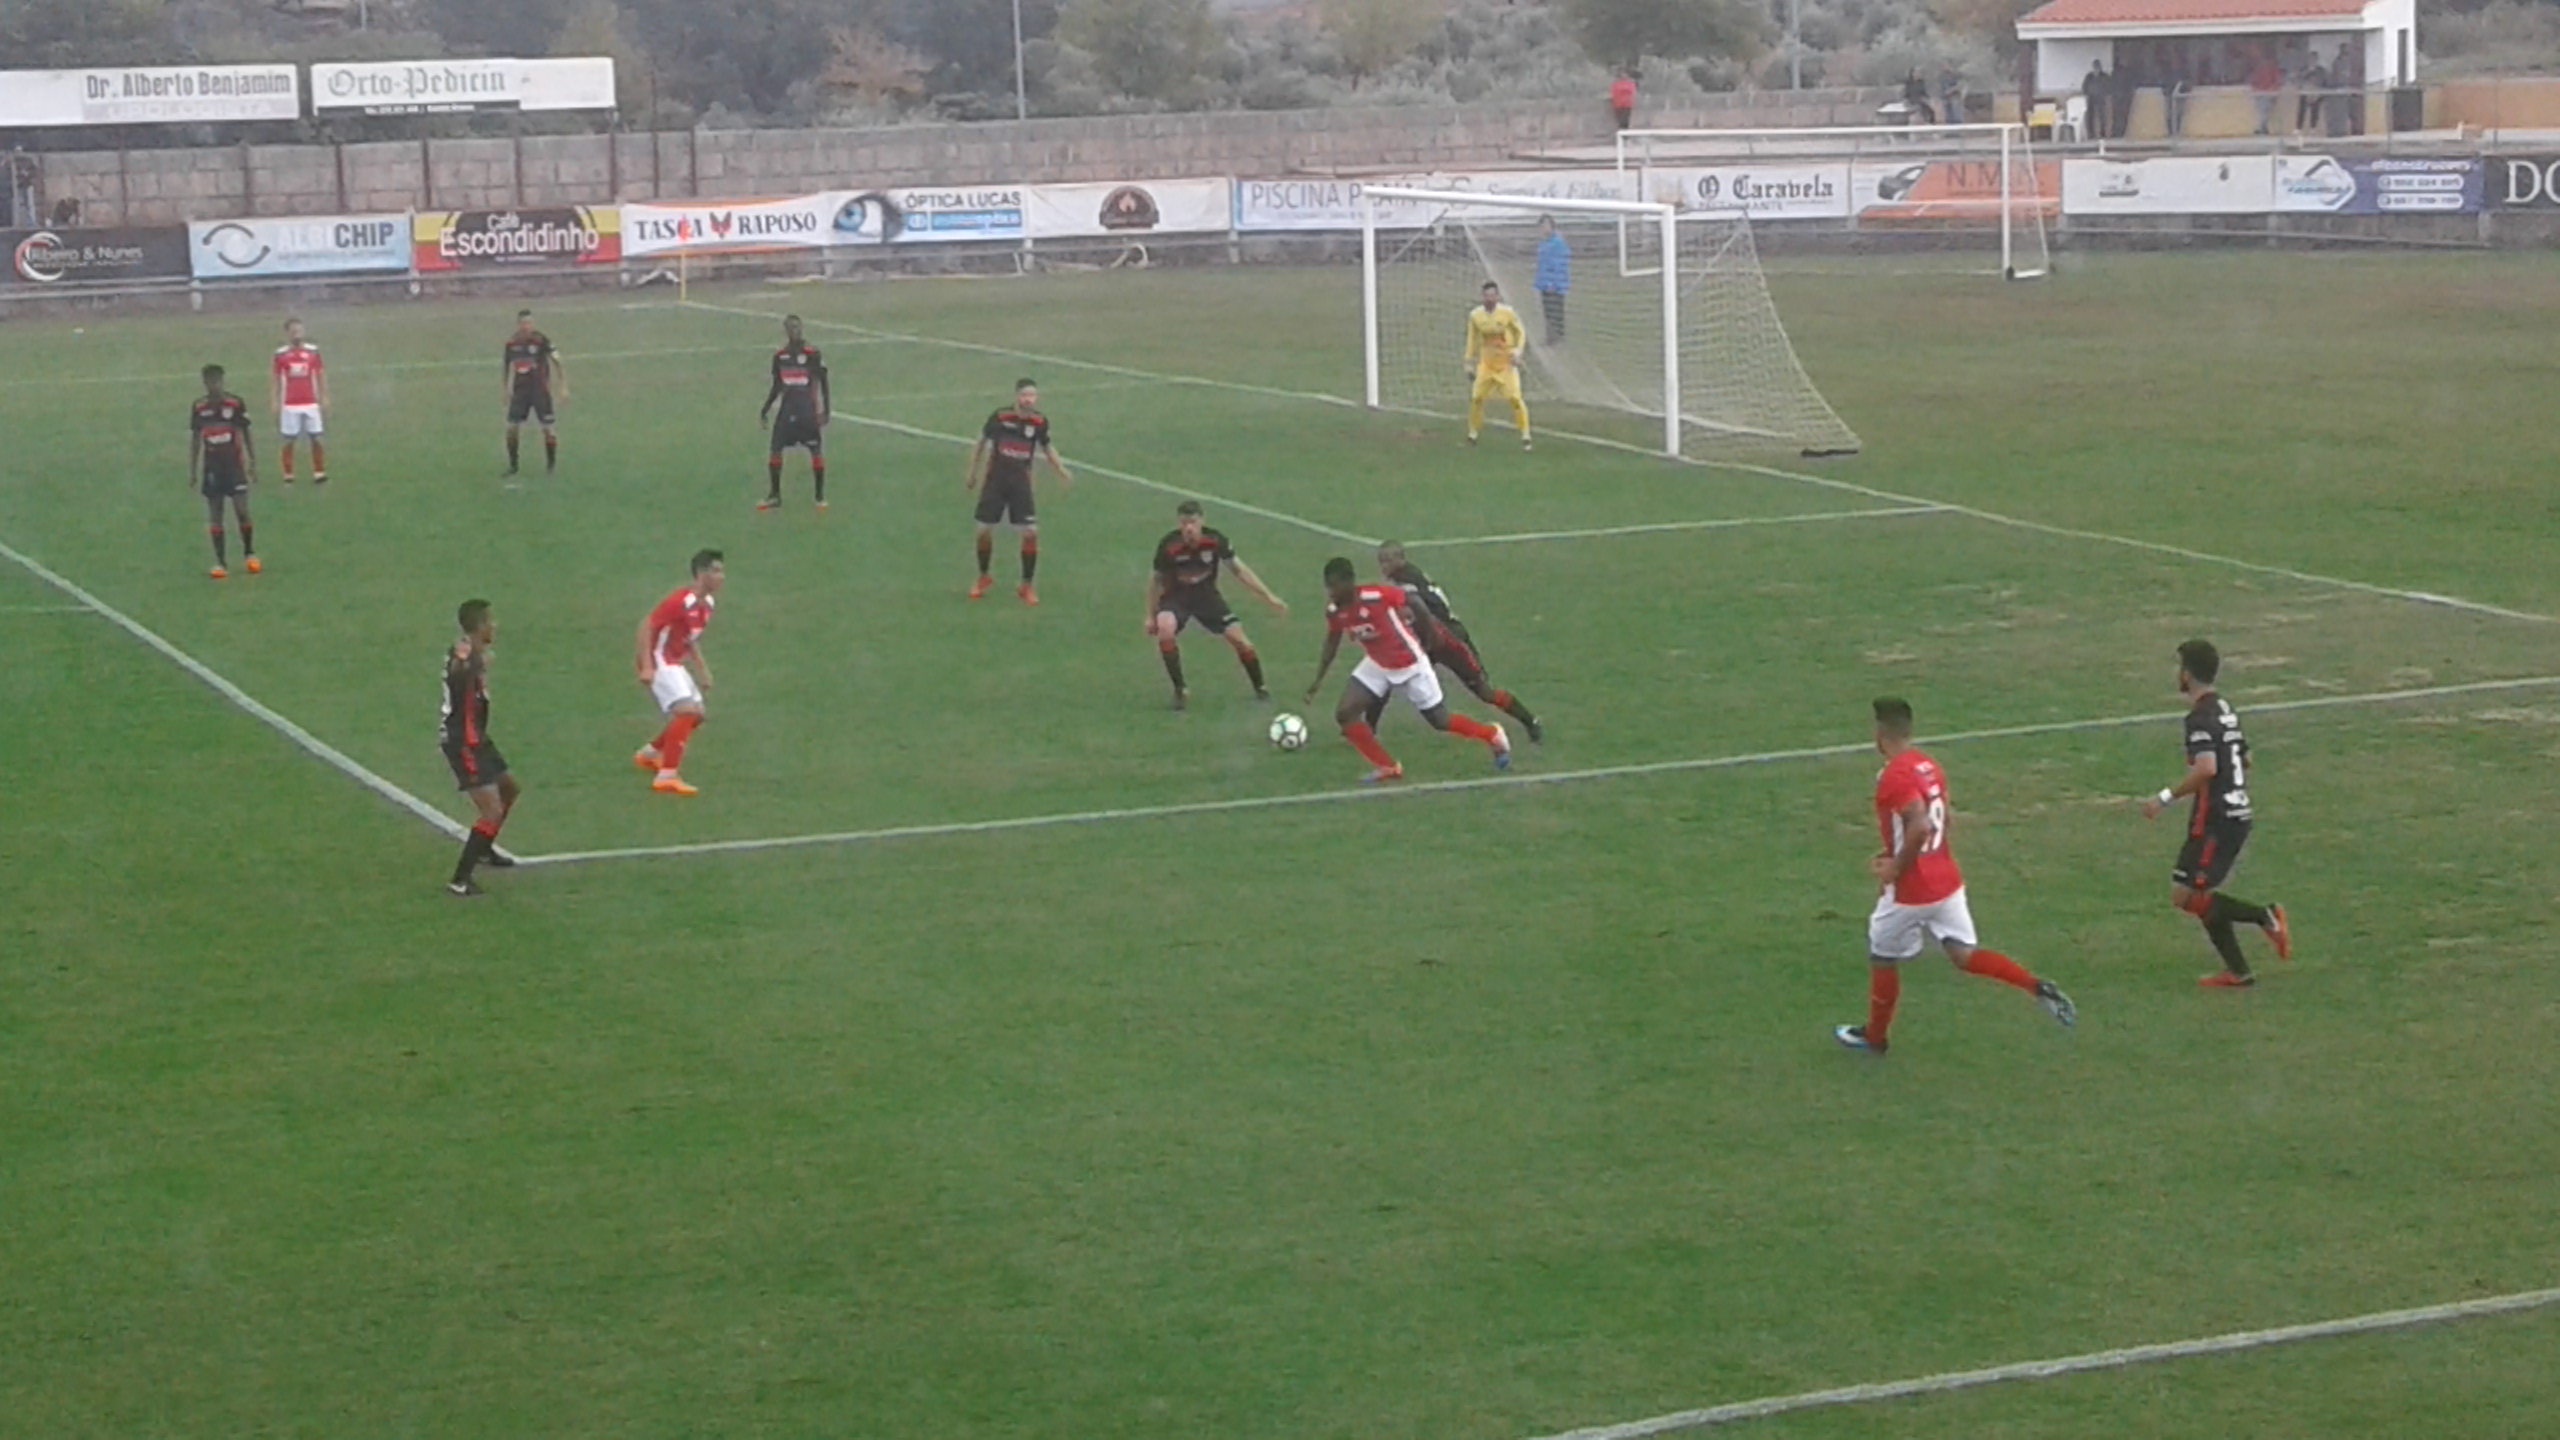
[4,227,190,285]
[413,208,621,271]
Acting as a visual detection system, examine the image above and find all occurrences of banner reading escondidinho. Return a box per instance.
[0,66,298,127]
[413,208,621,271]
[190,215,410,279]
[3,227,190,285]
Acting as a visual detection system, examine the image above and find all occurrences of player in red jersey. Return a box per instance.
[1302,557,1511,783]
[632,549,724,796]
[270,317,328,485]
[189,364,261,579]
[1835,697,2075,1054]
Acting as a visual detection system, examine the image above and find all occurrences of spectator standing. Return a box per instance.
[1610,69,1638,131]
[2248,51,2282,135]
[2297,57,2328,134]
[2334,40,2363,134]
[1938,64,1967,131]
[2081,61,2109,140]
[1533,217,1571,346]
[1902,69,1936,126]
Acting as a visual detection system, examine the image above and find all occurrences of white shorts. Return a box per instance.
[1867,886,1978,961]
[1350,656,1445,713]
[278,404,325,438]
[649,663,703,714]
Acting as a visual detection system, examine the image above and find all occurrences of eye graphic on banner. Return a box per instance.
[833,193,905,243]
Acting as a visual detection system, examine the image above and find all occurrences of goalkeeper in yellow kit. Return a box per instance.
[1464,281,1532,450]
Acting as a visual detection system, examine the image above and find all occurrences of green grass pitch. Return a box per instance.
[6,250,2560,1438]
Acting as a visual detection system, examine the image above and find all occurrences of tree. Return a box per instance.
[0,0,166,67]
[1560,0,1767,66]
[551,0,644,113]
[889,0,1060,99]
[1057,0,1222,104]
[1319,0,1439,83]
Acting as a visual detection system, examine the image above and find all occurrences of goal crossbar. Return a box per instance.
[1361,185,1687,457]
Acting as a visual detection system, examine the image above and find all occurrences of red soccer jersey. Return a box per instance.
[272,344,324,406]
[1326,583,1426,670]
[1875,748,1963,905]
[644,586,714,668]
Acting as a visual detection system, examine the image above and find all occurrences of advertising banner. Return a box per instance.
[1236,171,1634,232]
[2061,156,2273,216]
[2481,155,2560,209]
[624,194,851,256]
[1640,163,1852,220]
[3,226,190,285]
[189,214,410,279]
[0,66,298,127]
[2273,156,2481,214]
[412,207,621,271]
[829,187,1028,245]
[313,58,616,116]
[1025,179,1233,239]
[1854,158,2063,221]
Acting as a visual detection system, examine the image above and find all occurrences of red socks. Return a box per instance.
[1961,948,2039,993]
[1445,714,1498,744]
[1341,721,1398,769]
[653,712,702,772]
[1868,966,1902,1047]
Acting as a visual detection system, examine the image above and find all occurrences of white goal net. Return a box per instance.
[1362,186,1861,459]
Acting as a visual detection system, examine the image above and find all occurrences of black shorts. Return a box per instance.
[200,463,248,499]
[1427,628,1489,691]
[2173,820,2250,892]
[507,388,555,426]
[1158,583,1236,636]
[974,470,1035,527]
[770,411,823,453]
[444,739,510,792]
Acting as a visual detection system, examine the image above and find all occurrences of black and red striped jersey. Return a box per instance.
[441,641,490,749]
[768,341,828,417]
[981,408,1051,482]
[192,392,251,466]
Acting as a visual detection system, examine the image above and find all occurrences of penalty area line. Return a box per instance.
[1408,505,1946,549]
[513,673,2560,867]
[1524,1283,2560,1439]
[827,408,1379,545]
[0,536,469,844]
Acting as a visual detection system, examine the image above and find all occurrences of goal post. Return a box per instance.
[1359,184,1860,459]
[1614,122,2053,282]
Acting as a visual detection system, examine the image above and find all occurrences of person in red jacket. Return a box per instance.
[1610,69,1638,130]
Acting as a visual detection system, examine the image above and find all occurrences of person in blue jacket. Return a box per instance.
[1533,217,1571,346]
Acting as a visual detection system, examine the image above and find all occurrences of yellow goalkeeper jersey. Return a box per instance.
[1465,303,1526,375]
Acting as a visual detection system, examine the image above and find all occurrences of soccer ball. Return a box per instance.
[1269,713,1309,751]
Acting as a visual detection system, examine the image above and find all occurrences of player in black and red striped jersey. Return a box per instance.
[189,364,261,579]
[967,378,1073,604]
[442,598,521,896]
[1303,557,1510,783]
[758,315,831,511]
[501,310,566,476]
[1145,501,1288,711]
[2141,638,2291,988]
[1371,542,1542,742]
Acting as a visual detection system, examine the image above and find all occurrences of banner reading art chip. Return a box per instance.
[189,214,410,279]
[1025,179,1233,239]
[3,227,190,285]
[413,207,620,271]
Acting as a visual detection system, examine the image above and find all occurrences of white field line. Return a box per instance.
[828,408,1380,545]
[513,673,2560,867]
[689,298,2550,625]
[0,536,468,843]
[1526,1284,2560,1439]
[1408,505,1945,549]
[0,343,766,392]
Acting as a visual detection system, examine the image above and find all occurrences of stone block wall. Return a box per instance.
[36,90,1893,226]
